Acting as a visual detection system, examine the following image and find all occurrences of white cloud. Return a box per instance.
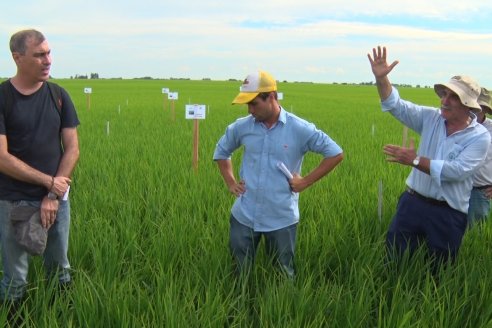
[1,1,491,86]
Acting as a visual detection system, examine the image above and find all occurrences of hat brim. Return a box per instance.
[232,92,259,105]
[434,83,482,111]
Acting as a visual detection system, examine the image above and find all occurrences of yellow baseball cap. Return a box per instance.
[232,70,277,104]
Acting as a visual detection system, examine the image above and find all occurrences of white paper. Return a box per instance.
[62,185,70,201]
[277,162,293,179]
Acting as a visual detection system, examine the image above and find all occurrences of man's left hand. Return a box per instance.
[40,197,59,229]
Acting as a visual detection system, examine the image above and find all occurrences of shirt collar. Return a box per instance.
[469,111,479,127]
[278,106,287,125]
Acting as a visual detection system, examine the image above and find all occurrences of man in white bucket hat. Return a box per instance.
[433,76,482,112]
[468,88,492,225]
[367,46,490,270]
[213,70,343,278]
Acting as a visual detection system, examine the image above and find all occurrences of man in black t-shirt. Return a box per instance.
[0,29,80,306]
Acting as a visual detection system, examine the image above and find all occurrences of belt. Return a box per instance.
[474,185,492,190]
[406,187,449,207]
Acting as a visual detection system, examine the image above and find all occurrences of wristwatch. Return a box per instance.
[412,156,421,167]
[47,191,58,200]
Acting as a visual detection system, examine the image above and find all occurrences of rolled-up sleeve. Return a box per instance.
[436,134,490,184]
[213,124,238,160]
[306,129,342,158]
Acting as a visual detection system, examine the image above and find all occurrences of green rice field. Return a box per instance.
[2,78,492,327]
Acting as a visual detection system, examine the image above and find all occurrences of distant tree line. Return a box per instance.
[63,74,429,88]
[356,81,430,88]
[71,73,100,79]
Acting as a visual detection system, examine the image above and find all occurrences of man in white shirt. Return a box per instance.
[367,46,490,268]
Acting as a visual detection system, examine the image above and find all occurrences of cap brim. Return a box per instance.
[232,92,259,105]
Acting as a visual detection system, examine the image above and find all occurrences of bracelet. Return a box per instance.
[49,176,54,191]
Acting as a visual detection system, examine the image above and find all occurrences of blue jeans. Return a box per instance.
[467,188,491,226]
[229,215,297,278]
[0,199,71,301]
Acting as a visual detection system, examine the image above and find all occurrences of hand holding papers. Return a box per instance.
[277,162,293,180]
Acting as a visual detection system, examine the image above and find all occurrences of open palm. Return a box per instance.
[367,46,399,79]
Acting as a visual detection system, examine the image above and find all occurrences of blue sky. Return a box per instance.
[1,0,492,87]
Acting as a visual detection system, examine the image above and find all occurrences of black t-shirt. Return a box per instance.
[0,81,80,200]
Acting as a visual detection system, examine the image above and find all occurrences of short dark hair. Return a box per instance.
[10,29,45,55]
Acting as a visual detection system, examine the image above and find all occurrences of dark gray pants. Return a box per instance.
[229,215,297,278]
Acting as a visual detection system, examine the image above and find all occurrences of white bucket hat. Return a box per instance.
[434,75,481,111]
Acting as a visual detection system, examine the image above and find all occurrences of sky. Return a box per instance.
[1,0,492,87]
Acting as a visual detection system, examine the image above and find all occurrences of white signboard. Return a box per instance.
[168,92,178,100]
[277,92,283,100]
[84,87,92,94]
[162,88,169,94]
[185,104,206,120]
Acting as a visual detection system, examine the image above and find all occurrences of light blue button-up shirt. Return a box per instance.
[213,108,342,232]
[382,87,491,213]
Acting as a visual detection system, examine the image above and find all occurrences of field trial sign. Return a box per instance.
[185,104,206,120]
[168,92,178,100]
[84,87,92,94]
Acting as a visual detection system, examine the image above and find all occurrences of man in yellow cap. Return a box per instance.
[213,70,343,278]
[368,46,490,269]
[468,88,492,225]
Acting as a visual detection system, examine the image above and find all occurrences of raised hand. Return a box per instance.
[367,46,399,79]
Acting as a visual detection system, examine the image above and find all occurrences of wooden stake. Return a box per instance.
[86,94,91,110]
[171,100,175,121]
[193,119,199,171]
[402,126,408,147]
